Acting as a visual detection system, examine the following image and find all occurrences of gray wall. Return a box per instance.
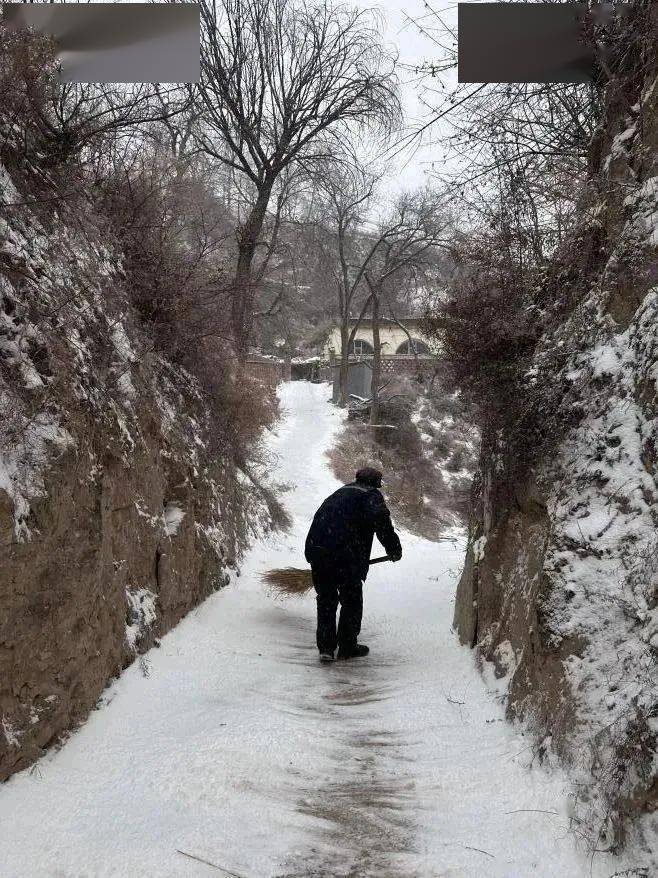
[332,360,372,402]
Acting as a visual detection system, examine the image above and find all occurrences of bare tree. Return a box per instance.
[194,0,399,355]
[312,167,449,409]
[362,191,451,424]
[397,0,606,263]
[311,163,379,405]
[97,146,236,357]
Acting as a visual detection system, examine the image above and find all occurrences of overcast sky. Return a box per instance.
[360,0,460,196]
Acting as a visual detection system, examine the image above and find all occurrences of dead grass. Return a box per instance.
[328,408,466,542]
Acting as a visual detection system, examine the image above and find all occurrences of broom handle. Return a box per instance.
[368,555,391,565]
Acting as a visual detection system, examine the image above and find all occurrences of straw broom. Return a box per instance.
[261,555,391,597]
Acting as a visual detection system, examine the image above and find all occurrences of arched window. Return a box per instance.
[396,338,430,355]
[348,338,374,356]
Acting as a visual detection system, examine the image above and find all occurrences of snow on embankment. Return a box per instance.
[454,13,658,861]
[0,157,270,782]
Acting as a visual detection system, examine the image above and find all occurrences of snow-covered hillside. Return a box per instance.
[0,151,272,781]
[453,17,658,864]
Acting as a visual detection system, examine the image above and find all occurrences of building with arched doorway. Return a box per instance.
[324,317,435,401]
[324,317,433,362]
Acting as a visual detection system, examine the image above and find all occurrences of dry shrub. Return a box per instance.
[0,29,94,235]
[423,230,537,450]
[329,377,471,540]
[421,0,650,484]
[423,219,607,482]
[1,28,282,526]
[194,347,281,455]
[329,422,453,541]
[95,142,280,467]
[97,151,235,362]
[0,29,58,164]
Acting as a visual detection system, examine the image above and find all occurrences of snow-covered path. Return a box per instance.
[1,382,623,878]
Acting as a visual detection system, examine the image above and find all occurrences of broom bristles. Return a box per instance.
[260,566,314,596]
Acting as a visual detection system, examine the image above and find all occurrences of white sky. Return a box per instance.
[359,0,460,196]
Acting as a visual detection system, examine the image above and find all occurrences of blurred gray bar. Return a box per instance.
[2,3,199,83]
[458,3,603,83]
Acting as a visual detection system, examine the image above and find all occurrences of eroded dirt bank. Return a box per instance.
[454,5,658,856]
[0,161,267,782]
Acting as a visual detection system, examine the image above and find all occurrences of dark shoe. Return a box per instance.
[319,651,334,663]
[337,644,369,660]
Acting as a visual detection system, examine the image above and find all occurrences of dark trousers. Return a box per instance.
[312,571,363,654]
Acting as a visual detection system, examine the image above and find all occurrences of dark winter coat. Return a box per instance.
[305,482,402,582]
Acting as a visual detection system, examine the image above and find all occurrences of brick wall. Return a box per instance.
[243,357,290,388]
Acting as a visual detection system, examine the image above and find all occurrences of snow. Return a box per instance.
[542,289,658,711]
[510,277,658,859]
[125,588,158,651]
[110,320,137,399]
[412,393,478,502]
[472,534,487,563]
[110,400,136,451]
[164,502,185,536]
[111,321,135,364]
[0,382,638,877]
[0,279,47,389]
[642,74,658,109]
[492,640,518,677]
[1,717,22,749]
[0,405,74,541]
[134,497,161,530]
[604,121,638,173]
[623,175,658,246]
[589,341,622,378]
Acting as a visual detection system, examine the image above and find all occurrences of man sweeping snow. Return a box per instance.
[305,466,402,663]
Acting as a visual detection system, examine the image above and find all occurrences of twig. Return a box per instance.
[459,844,495,859]
[176,850,247,877]
[505,743,535,762]
[446,695,465,705]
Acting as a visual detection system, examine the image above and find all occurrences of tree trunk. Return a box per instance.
[338,321,350,407]
[370,293,381,425]
[232,180,274,358]
[340,292,374,407]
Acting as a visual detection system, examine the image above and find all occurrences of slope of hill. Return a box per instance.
[454,7,658,858]
[0,42,280,780]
